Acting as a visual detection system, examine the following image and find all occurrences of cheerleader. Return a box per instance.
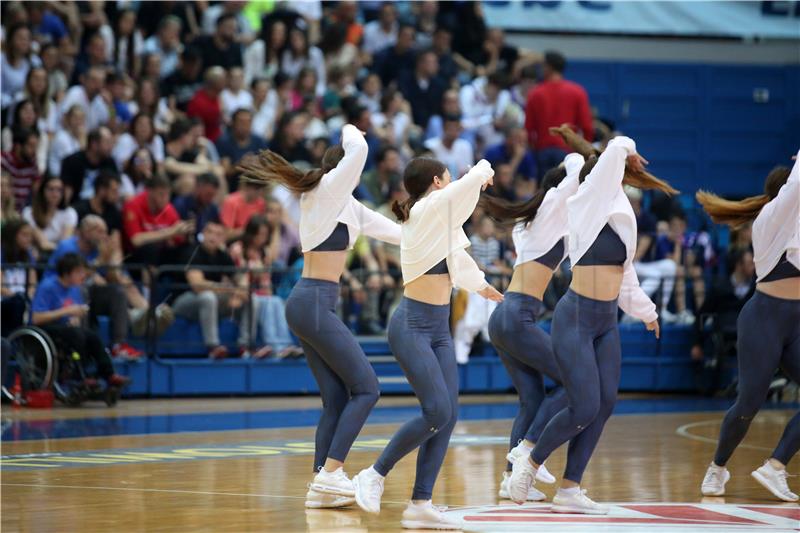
[481,153,586,501]
[352,158,503,529]
[698,151,799,501]
[238,125,401,509]
[507,136,676,513]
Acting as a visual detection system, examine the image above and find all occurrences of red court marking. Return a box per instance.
[465,516,746,524]
[743,506,800,520]
[623,504,764,525]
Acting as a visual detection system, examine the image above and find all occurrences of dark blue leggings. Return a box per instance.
[488,292,568,471]
[532,289,620,483]
[714,291,800,466]
[375,297,458,500]
[285,278,380,472]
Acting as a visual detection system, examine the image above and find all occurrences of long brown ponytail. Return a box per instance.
[237,145,345,193]
[480,165,567,226]
[549,123,679,195]
[392,157,447,222]
[696,166,790,228]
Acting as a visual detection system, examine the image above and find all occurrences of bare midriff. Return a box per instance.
[570,264,624,301]
[302,251,349,282]
[404,274,452,306]
[507,261,555,301]
[757,277,800,300]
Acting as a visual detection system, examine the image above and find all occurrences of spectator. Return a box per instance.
[414,0,440,47]
[192,13,243,70]
[27,2,70,51]
[187,67,226,142]
[373,24,417,87]
[358,72,383,115]
[220,181,267,240]
[58,66,111,131]
[173,172,222,239]
[172,221,256,360]
[449,1,488,71]
[49,105,86,178]
[2,99,48,175]
[343,103,381,172]
[129,77,172,133]
[1,127,41,210]
[459,72,515,148]
[269,111,311,163]
[72,32,112,85]
[263,197,301,267]
[228,215,301,358]
[40,43,69,103]
[484,162,517,202]
[245,19,286,84]
[281,26,326,97]
[480,28,540,81]
[110,8,144,77]
[1,219,37,335]
[363,3,398,55]
[122,175,194,267]
[328,1,363,47]
[371,89,414,155]
[60,126,117,203]
[112,113,166,172]
[423,114,474,178]
[319,22,360,78]
[216,109,268,190]
[46,215,143,359]
[31,253,130,388]
[161,46,204,113]
[627,186,679,323]
[141,16,183,79]
[73,170,123,243]
[22,175,77,252]
[220,67,254,123]
[164,118,222,196]
[21,66,58,138]
[483,126,537,182]
[2,24,42,110]
[425,89,468,143]
[525,50,593,178]
[430,27,459,85]
[691,248,756,393]
[122,148,158,197]
[251,77,281,141]
[1,172,20,224]
[469,216,507,275]
[362,145,402,207]
[106,72,134,127]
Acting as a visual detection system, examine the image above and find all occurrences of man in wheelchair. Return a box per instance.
[31,253,130,390]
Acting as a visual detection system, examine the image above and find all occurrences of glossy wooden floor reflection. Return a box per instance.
[2,398,798,533]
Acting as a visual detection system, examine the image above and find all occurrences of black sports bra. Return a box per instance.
[575,223,626,266]
[425,258,449,275]
[762,252,800,282]
[311,222,349,252]
[532,238,565,270]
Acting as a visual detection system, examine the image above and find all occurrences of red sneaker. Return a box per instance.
[107,374,131,387]
[209,345,229,360]
[112,343,144,360]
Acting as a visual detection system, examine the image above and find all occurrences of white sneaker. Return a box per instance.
[677,309,695,325]
[304,487,355,508]
[353,466,385,514]
[551,488,609,515]
[310,467,355,497]
[507,457,537,504]
[401,500,462,530]
[701,462,730,496]
[498,471,546,501]
[752,461,799,502]
[660,309,679,324]
[505,442,555,483]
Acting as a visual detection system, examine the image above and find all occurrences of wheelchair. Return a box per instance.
[1,326,121,407]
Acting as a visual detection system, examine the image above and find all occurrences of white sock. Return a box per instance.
[521,443,533,452]
[369,465,384,478]
[558,486,580,496]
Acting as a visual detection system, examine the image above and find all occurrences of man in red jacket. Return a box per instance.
[524,50,594,179]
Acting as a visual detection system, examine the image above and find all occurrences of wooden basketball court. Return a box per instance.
[2,395,798,532]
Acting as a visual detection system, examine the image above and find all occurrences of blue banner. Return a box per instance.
[483,1,800,39]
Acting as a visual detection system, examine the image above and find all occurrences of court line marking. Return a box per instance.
[0,482,411,506]
[675,420,773,451]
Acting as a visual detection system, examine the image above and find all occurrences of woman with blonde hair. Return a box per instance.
[698,152,799,502]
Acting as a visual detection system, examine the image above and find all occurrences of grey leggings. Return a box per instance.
[375,297,458,500]
[285,278,380,471]
[532,289,620,483]
[714,291,800,467]
[488,292,568,471]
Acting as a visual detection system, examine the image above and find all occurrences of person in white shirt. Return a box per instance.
[281,27,327,98]
[220,67,254,123]
[697,151,800,503]
[423,114,474,179]
[352,158,502,530]
[49,106,86,178]
[362,3,398,55]
[507,137,673,514]
[237,124,401,510]
[481,153,585,501]
[58,67,111,131]
[459,73,515,149]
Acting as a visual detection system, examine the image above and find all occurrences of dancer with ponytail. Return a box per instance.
[507,136,676,513]
[352,158,503,530]
[698,152,800,502]
[482,152,585,501]
[238,125,401,509]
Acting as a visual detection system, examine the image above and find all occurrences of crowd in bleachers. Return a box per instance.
[0,1,757,365]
